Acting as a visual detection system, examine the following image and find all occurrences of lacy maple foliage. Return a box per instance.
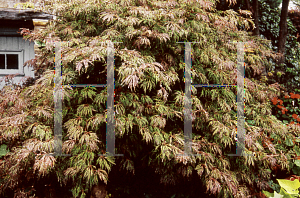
[0,0,299,198]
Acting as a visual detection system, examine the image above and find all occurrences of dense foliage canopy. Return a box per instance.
[0,0,300,197]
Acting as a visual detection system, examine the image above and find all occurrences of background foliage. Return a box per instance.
[0,0,300,197]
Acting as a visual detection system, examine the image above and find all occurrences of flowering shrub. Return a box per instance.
[271,89,300,126]
[262,90,300,197]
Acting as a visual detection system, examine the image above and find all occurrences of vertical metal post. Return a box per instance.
[176,41,253,157]
[53,41,70,156]
[227,41,252,156]
[176,42,201,157]
[105,41,123,157]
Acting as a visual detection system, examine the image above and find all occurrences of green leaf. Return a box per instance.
[292,166,300,175]
[294,146,300,156]
[294,160,300,167]
[247,120,255,125]
[278,188,290,198]
[0,144,9,157]
[263,190,274,197]
[285,138,294,146]
[283,120,289,124]
[277,179,300,195]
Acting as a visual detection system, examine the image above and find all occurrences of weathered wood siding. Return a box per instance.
[0,36,35,89]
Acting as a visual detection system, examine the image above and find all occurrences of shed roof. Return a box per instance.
[0,8,53,21]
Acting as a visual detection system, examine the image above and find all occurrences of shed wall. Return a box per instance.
[0,36,35,89]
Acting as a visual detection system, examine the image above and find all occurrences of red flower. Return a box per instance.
[277,105,283,109]
[281,107,288,114]
[293,114,299,119]
[297,118,300,122]
[295,94,300,99]
[278,99,283,105]
[291,121,295,124]
[272,97,278,105]
[284,95,290,99]
[291,93,296,99]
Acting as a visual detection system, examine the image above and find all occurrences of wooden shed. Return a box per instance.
[0,0,53,90]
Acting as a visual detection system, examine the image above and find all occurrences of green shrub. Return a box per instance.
[263,178,300,197]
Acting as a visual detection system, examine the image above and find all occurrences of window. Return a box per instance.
[0,50,24,75]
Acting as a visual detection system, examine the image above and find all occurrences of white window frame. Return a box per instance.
[0,50,24,76]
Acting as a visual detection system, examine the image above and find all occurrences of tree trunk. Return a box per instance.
[277,0,290,66]
[245,0,252,11]
[252,0,267,78]
[253,0,260,36]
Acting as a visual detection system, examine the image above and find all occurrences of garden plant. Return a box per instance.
[0,0,300,197]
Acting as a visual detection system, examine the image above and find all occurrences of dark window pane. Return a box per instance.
[0,54,4,69]
[7,54,18,69]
